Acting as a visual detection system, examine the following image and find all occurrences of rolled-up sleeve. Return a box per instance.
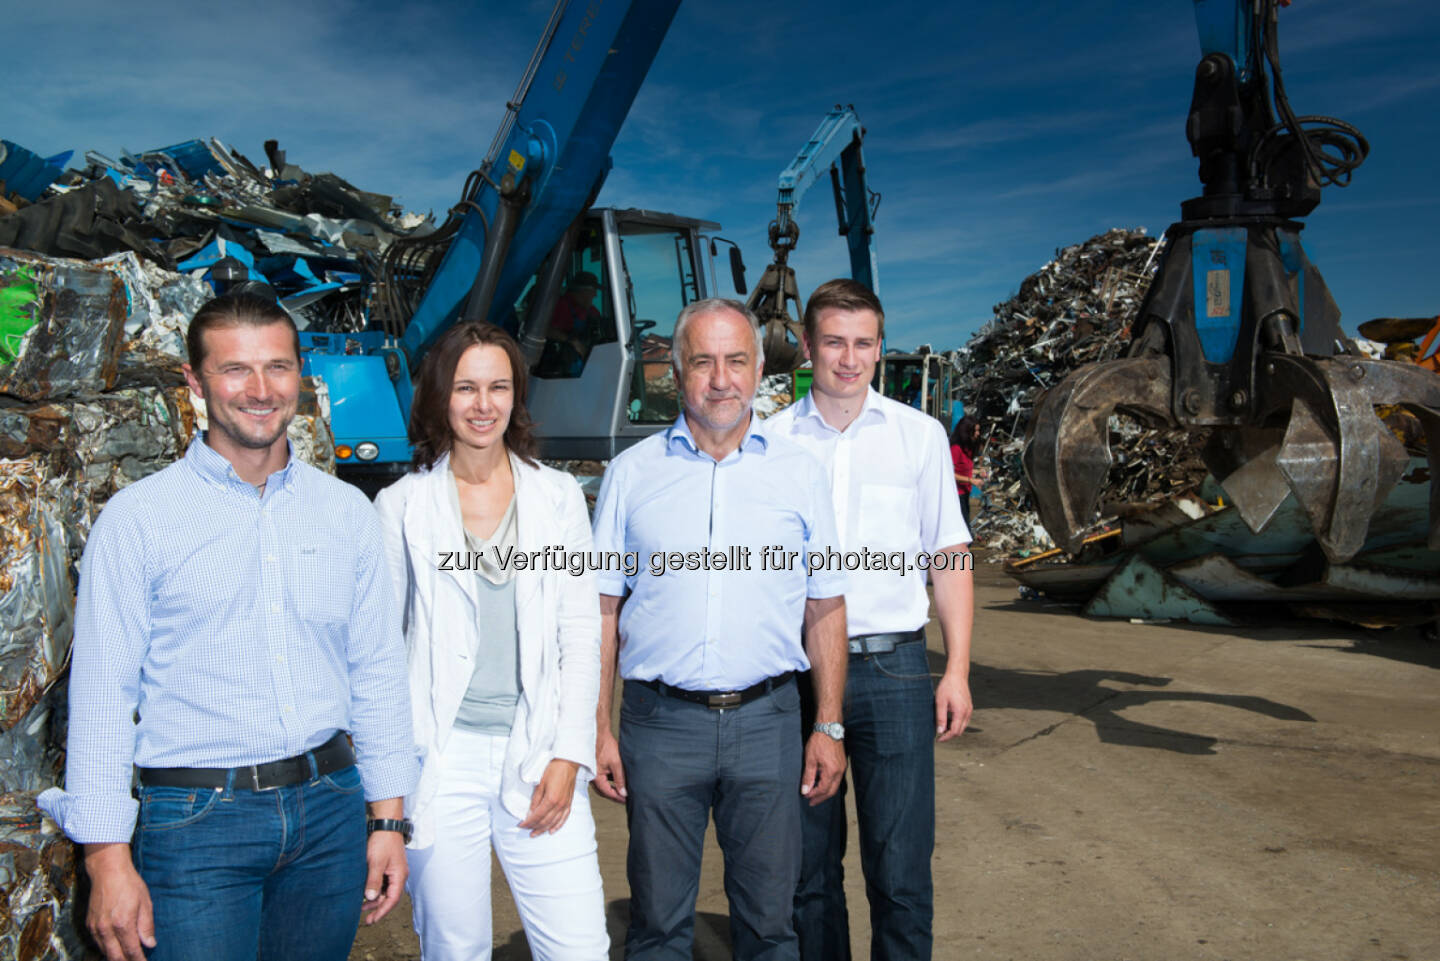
[37,495,152,843]
[344,498,420,802]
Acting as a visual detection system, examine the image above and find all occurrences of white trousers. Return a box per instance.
[407,728,609,961]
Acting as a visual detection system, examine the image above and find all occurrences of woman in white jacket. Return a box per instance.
[374,322,607,961]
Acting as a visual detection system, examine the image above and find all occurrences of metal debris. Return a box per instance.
[752,373,794,419]
[953,228,1207,556]
[0,248,128,401]
[0,136,433,336]
[0,463,72,733]
[1007,458,1440,627]
[0,782,85,961]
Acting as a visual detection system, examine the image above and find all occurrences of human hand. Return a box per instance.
[362,829,408,924]
[519,759,580,836]
[935,670,973,742]
[799,732,846,805]
[84,844,155,961]
[593,728,628,803]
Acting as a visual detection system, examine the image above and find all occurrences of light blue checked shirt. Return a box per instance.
[591,413,847,690]
[38,437,418,844]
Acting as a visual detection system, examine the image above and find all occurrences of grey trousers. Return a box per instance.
[619,678,804,961]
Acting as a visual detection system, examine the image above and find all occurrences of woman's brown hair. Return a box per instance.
[409,322,539,470]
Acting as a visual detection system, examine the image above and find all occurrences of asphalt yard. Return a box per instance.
[351,553,1440,960]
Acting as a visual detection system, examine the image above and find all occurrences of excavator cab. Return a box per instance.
[522,207,721,459]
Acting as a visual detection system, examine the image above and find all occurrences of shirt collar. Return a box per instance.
[795,385,887,433]
[185,434,298,494]
[666,411,768,458]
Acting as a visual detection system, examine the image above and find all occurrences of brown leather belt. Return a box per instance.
[635,672,794,709]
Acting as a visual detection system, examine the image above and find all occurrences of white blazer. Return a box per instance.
[374,451,600,849]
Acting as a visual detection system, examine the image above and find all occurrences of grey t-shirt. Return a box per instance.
[450,482,521,734]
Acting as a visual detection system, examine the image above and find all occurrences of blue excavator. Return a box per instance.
[301,2,887,477]
[1023,0,1440,563]
[301,0,756,478]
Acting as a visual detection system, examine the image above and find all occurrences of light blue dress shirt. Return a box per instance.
[591,413,847,691]
[38,437,419,844]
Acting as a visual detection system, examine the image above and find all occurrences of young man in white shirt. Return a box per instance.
[765,279,974,961]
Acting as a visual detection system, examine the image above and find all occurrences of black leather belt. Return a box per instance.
[848,628,926,656]
[635,672,794,709]
[136,731,354,791]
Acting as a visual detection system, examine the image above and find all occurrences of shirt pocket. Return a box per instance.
[291,542,353,624]
[857,484,917,551]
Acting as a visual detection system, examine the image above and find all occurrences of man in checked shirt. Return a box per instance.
[38,292,418,961]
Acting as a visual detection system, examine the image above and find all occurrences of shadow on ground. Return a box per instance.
[933,650,1315,755]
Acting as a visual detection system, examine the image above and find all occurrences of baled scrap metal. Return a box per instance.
[0,388,196,562]
[0,787,85,961]
[0,248,128,402]
[0,462,72,734]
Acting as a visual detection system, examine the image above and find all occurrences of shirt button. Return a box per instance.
[285,706,295,714]
[270,603,281,613]
[265,554,278,564]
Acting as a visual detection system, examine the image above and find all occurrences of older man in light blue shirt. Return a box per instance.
[591,299,849,961]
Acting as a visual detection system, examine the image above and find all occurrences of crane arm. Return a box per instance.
[388,0,682,365]
[749,104,880,374]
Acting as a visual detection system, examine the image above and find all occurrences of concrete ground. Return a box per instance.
[351,556,1440,960]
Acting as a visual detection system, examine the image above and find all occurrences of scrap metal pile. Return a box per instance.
[953,228,1212,555]
[956,229,1440,629]
[1,136,430,335]
[0,241,337,956]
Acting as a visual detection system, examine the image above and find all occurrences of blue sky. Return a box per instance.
[9,0,1438,351]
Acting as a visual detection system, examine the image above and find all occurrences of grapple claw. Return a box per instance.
[1258,355,1436,562]
[1202,427,1289,534]
[1023,357,1173,553]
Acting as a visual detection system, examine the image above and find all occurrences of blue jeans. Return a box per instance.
[620,678,803,961]
[794,641,935,961]
[131,764,368,961]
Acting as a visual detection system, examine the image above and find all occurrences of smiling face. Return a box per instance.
[677,307,760,435]
[804,306,882,404]
[447,343,515,454]
[183,321,300,461]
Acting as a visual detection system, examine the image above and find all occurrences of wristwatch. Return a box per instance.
[367,817,414,843]
[813,721,845,741]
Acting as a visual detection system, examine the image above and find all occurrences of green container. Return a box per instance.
[791,368,814,400]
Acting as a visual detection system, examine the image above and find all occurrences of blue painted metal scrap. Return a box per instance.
[0,140,65,202]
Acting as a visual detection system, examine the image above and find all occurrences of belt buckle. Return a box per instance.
[707,691,742,709]
[248,766,281,791]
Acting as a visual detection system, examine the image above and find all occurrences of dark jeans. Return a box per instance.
[620,678,804,961]
[131,763,368,961]
[794,641,936,961]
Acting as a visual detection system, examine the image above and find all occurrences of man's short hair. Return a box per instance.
[186,292,299,369]
[671,299,765,375]
[569,271,601,290]
[802,279,885,343]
